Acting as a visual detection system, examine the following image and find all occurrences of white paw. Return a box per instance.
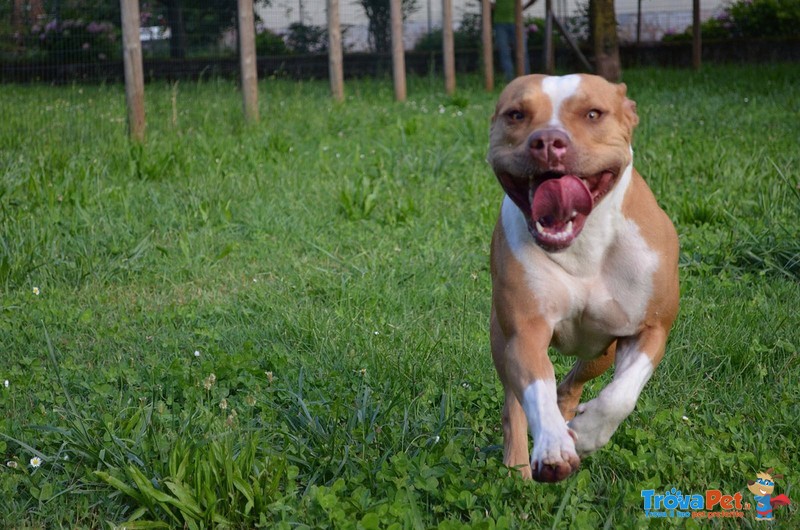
[530,424,580,482]
[567,397,620,456]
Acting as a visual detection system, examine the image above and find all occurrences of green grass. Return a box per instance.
[1,64,799,528]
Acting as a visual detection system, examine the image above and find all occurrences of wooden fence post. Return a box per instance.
[390,0,407,101]
[514,0,525,77]
[120,0,145,142]
[238,0,259,123]
[544,0,554,74]
[442,0,455,94]
[327,0,344,101]
[481,0,494,91]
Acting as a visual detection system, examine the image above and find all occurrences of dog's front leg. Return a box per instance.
[523,372,581,482]
[568,326,668,456]
[493,315,580,482]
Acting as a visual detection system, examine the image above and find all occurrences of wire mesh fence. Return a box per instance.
[1,0,796,83]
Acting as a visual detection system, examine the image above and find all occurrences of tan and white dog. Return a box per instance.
[487,74,679,482]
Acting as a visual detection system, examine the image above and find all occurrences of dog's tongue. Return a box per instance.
[531,175,592,225]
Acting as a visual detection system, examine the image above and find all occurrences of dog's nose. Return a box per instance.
[529,129,570,165]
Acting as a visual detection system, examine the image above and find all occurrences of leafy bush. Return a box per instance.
[29,19,119,61]
[255,27,288,56]
[285,22,328,54]
[727,0,800,37]
[525,17,549,47]
[663,0,800,42]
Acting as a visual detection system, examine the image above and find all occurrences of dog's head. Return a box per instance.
[487,74,639,251]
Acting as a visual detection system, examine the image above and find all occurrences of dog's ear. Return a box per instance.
[624,98,639,129]
[614,83,638,126]
[616,83,639,130]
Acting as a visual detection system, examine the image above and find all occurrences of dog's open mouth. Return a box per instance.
[498,170,617,251]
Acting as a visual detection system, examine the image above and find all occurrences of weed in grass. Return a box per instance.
[339,175,380,221]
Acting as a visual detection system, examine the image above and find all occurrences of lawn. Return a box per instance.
[1,64,799,528]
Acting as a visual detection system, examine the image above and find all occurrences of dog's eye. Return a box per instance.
[506,110,525,122]
[586,109,603,121]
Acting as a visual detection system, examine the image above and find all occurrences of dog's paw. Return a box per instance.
[530,427,580,482]
[567,397,620,456]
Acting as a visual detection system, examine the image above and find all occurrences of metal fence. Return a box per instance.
[0,0,774,83]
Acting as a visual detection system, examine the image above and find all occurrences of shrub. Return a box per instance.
[285,22,328,54]
[255,27,288,56]
[525,17,549,47]
[29,19,119,61]
[662,0,800,42]
[727,0,800,38]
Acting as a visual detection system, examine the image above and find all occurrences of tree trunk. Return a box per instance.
[164,0,188,59]
[589,0,620,81]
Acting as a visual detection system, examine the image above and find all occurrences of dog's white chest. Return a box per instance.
[501,195,659,358]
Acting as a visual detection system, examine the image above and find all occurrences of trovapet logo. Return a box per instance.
[642,469,792,521]
[641,488,747,520]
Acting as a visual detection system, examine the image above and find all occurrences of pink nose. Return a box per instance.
[529,129,570,165]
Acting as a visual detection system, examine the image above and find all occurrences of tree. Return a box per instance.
[358,0,418,53]
[588,0,620,81]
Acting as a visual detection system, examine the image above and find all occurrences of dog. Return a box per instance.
[486,74,679,482]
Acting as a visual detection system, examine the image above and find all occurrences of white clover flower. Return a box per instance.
[193,350,201,358]
[3,380,8,388]
[30,456,42,468]
[6,461,17,469]
[32,287,40,296]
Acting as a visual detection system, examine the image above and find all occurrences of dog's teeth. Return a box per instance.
[535,221,544,234]
[566,220,573,233]
[570,210,577,219]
